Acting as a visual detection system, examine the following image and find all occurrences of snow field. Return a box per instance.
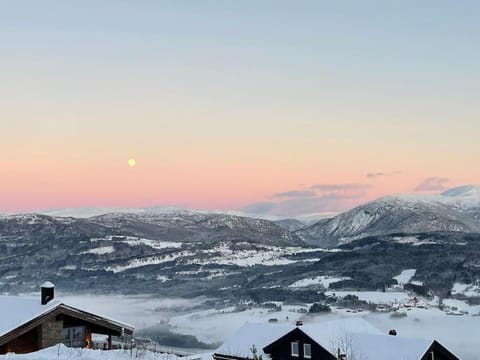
[46,293,480,360]
[0,344,212,360]
[289,275,350,288]
[393,269,416,285]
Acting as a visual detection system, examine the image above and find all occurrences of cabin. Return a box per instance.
[0,282,134,354]
[213,318,460,360]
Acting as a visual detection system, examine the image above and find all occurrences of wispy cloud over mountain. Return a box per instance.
[242,183,370,218]
[273,190,317,198]
[415,177,450,192]
[310,184,370,197]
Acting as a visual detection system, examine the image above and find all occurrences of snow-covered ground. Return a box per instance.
[187,244,328,268]
[363,309,479,360]
[168,299,480,360]
[451,281,480,297]
[192,246,297,267]
[393,269,416,285]
[80,239,331,272]
[169,305,307,344]
[289,275,350,289]
[82,246,115,255]
[107,251,196,273]
[0,344,213,360]
[119,238,182,250]
[54,291,480,360]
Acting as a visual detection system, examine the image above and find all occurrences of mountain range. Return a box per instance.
[0,185,479,296]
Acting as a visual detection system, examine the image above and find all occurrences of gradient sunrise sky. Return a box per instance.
[1,1,479,216]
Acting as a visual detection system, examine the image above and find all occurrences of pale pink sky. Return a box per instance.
[1,2,479,216]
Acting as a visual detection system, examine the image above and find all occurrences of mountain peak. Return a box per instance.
[298,184,480,247]
[441,185,480,198]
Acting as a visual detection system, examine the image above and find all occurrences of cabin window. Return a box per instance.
[62,326,85,347]
[304,343,311,358]
[291,342,299,357]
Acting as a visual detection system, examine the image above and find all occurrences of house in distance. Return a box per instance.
[213,318,460,360]
[0,282,134,354]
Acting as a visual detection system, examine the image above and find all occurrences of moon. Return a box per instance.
[128,158,136,167]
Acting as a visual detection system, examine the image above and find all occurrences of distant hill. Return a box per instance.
[273,219,306,232]
[297,185,480,247]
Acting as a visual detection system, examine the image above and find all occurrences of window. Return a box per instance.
[291,342,299,357]
[304,343,311,358]
[62,326,85,347]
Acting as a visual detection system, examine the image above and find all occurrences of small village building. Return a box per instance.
[213,318,460,360]
[0,282,134,354]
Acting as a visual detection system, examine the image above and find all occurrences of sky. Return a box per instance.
[1,1,479,216]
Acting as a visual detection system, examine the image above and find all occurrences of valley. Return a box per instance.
[1,186,480,359]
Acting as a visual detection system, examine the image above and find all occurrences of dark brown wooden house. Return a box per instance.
[0,283,134,354]
[263,327,335,360]
[262,326,460,360]
[213,318,461,360]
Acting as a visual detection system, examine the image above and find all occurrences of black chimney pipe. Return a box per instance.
[41,281,55,305]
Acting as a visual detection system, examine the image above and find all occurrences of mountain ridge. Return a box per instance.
[297,185,480,247]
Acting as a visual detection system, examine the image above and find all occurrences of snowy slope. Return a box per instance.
[298,185,480,246]
[88,212,304,246]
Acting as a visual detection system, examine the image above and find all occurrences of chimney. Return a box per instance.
[41,281,55,305]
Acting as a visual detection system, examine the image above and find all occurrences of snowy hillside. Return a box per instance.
[298,185,480,246]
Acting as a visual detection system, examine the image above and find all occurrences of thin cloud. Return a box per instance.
[241,202,275,214]
[366,171,402,179]
[241,183,370,217]
[415,177,450,192]
[273,190,317,199]
[367,172,385,179]
[310,184,368,191]
[310,183,370,198]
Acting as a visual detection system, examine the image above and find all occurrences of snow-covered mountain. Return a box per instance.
[0,210,310,294]
[88,211,304,246]
[1,200,480,306]
[297,185,480,247]
[37,206,190,218]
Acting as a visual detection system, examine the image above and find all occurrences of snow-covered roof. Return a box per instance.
[215,318,435,360]
[347,333,432,360]
[41,281,55,288]
[214,318,381,359]
[214,322,292,359]
[299,317,384,344]
[0,295,61,337]
[0,295,134,340]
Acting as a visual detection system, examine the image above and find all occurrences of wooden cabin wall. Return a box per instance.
[265,329,335,360]
[0,328,39,354]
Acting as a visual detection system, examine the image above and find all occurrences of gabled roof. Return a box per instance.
[296,317,384,344]
[0,295,134,345]
[0,296,61,338]
[215,318,452,360]
[214,322,292,360]
[214,318,382,360]
[346,333,432,360]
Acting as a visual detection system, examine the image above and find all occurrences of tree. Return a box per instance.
[250,344,263,360]
[329,331,364,360]
[308,302,331,313]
